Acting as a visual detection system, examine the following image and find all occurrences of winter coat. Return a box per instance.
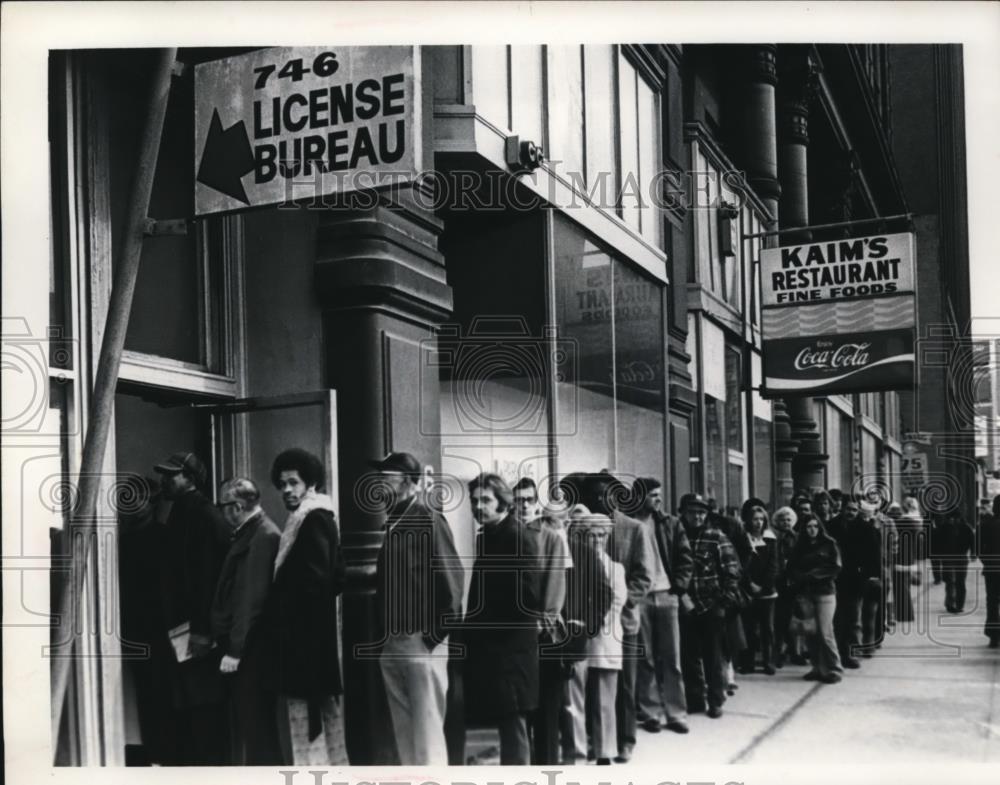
[263,494,346,703]
[584,552,627,670]
[463,514,542,721]
[651,511,694,595]
[681,521,742,615]
[743,529,779,598]
[559,534,613,663]
[608,510,655,635]
[786,527,842,597]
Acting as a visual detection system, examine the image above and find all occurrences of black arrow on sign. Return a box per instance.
[196,109,254,205]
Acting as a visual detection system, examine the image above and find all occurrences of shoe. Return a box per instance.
[843,657,861,669]
[641,718,661,733]
[762,664,776,675]
[665,720,689,734]
[726,682,738,696]
[989,638,1000,649]
[821,673,843,684]
[735,665,753,675]
[706,706,723,718]
[614,746,632,764]
[596,758,612,766]
[790,653,808,665]
[687,702,706,714]
[859,651,874,659]
[803,670,821,681]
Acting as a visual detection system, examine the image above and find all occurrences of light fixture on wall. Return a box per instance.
[505,135,545,173]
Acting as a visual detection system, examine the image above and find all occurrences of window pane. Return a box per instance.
[840,414,853,486]
[554,214,615,472]
[583,44,617,206]
[753,416,773,507]
[636,77,661,247]
[614,260,665,481]
[472,45,509,129]
[726,463,744,514]
[547,45,584,181]
[510,45,544,146]
[618,52,640,231]
[107,54,204,365]
[725,345,744,453]
[704,395,726,503]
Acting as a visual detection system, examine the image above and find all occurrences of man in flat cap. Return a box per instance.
[677,492,741,719]
[371,452,464,766]
[153,451,231,764]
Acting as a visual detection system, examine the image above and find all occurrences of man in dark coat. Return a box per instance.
[371,452,464,766]
[462,473,541,765]
[154,451,231,765]
[267,448,347,764]
[934,511,975,613]
[581,472,654,762]
[632,477,693,740]
[210,477,282,764]
[826,495,865,668]
[979,496,1000,647]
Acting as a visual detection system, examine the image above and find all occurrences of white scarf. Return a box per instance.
[274,491,336,577]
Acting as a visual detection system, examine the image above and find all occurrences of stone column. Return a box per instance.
[777,46,828,493]
[314,185,453,764]
[734,44,797,505]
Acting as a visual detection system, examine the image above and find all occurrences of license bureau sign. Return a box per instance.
[762,327,915,395]
[194,46,422,216]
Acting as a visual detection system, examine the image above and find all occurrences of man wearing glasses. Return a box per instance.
[211,477,282,763]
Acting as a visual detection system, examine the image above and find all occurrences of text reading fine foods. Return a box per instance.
[770,236,904,303]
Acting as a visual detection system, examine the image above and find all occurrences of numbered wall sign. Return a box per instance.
[901,443,929,492]
[194,46,422,215]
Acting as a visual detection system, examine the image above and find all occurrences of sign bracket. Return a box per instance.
[742,212,913,240]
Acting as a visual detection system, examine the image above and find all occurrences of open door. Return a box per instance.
[202,390,339,522]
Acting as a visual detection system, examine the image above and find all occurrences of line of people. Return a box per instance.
[117,446,1000,767]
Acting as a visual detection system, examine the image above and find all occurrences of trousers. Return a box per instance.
[380,633,449,765]
[806,594,842,677]
[679,610,726,712]
[586,667,619,761]
[943,560,969,611]
[615,631,640,753]
[636,592,687,723]
[740,597,776,670]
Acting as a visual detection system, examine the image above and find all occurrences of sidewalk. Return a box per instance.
[465,564,1000,765]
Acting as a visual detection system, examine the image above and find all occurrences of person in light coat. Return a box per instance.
[569,512,626,766]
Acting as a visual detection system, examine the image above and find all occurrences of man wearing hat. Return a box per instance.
[371,452,464,766]
[677,492,741,719]
[154,451,231,764]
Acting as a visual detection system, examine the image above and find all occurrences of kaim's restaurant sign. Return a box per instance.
[759,232,916,396]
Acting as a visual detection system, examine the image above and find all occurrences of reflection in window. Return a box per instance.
[553,215,665,481]
[704,395,725,502]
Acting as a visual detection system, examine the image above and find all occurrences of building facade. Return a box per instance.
[7,42,969,764]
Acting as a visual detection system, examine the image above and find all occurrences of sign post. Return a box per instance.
[194,46,421,215]
[759,231,917,396]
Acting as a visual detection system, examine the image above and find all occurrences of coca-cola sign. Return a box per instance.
[762,328,914,396]
[793,340,872,371]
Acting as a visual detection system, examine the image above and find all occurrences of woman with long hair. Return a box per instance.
[786,517,844,684]
[737,506,779,675]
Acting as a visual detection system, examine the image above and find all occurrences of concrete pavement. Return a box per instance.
[465,563,1000,765]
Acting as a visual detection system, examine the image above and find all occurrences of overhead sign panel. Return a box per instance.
[195,46,421,215]
[759,232,917,396]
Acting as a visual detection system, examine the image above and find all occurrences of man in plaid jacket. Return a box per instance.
[677,493,741,718]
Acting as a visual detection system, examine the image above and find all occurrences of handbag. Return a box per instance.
[789,594,817,636]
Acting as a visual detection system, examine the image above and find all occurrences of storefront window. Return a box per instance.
[614,260,666,481]
[553,214,666,480]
